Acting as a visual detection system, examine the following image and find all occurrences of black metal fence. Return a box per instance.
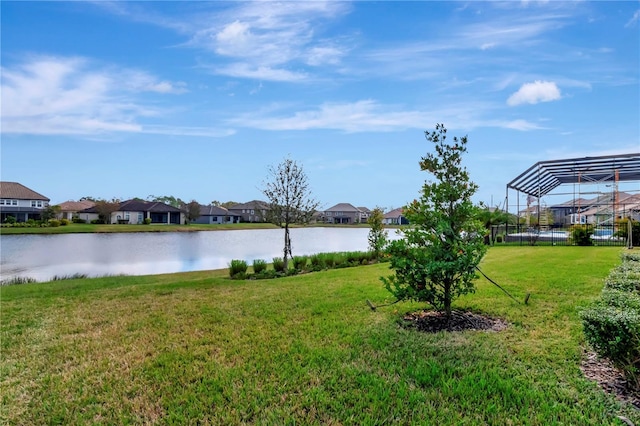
[490,223,631,247]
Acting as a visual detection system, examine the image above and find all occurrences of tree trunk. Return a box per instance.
[444,281,452,322]
[283,224,292,270]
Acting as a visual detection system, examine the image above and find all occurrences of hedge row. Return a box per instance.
[228,251,381,280]
[580,251,640,391]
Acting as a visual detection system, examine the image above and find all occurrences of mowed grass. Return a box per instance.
[1,246,638,425]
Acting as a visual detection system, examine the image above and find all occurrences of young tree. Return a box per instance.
[382,124,487,320]
[367,207,388,260]
[183,200,201,224]
[94,199,121,224]
[262,158,320,271]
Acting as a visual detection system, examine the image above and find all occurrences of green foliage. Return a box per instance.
[252,259,268,274]
[182,200,201,224]
[580,251,640,390]
[48,219,60,227]
[71,217,86,223]
[580,289,640,389]
[0,276,37,286]
[367,207,388,259]
[59,218,70,226]
[40,205,60,222]
[292,255,309,271]
[228,259,248,279]
[615,219,640,246]
[570,225,593,246]
[272,257,286,273]
[143,218,152,225]
[4,215,16,224]
[382,124,487,317]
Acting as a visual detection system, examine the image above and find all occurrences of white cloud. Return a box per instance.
[213,63,308,82]
[507,80,561,106]
[229,99,547,133]
[186,1,351,81]
[625,10,640,28]
[1,56,226,138]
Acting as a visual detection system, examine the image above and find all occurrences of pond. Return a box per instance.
[0,227,399,282]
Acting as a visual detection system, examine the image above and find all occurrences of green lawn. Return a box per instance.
[1,246,637,425]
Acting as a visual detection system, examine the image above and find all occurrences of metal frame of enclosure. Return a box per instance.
[504,153,640,246]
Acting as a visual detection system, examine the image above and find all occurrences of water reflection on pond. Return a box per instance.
[1,227,398,282]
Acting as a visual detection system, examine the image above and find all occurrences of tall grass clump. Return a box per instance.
[228,259,248,279]
[272,257,285,273]
[292,255,309,271]
[252,259,267,274]
[580,251,640,390]
[51,273,89,281]
[0,276,38,286]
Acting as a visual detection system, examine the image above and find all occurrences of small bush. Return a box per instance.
[143,218,152,225]
[228,259,248,278]
[570,225,593,246]
[4,216,16,224]
[252,259,267,274]
[72,216,86,224]
[580,290,640,389]
[292,256,308,271]
[48,219,60,227]
[272,257,285,273]
[90,219,105,224]
[59,218,70,226]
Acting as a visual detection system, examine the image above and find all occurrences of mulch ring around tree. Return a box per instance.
[580,351,640,412]
[401,309,509,333]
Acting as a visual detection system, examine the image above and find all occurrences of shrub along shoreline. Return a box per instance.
[228,251,383,280]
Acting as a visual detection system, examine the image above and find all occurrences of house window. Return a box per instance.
[138,213,144,223]
[0,200,5,205]
[11,200,17,206]
[326,212,332,216]
[213,216,218,222]
[251,209,255,214]
[31,201,36,207]
[125,213,130,220]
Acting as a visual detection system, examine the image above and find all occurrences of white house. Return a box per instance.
[0,181,50,222]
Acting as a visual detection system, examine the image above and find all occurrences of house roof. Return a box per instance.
[82,199,181,213]
[58,200,96,211]
[199,205,239,216]
[357,207,371,213]
[507,153,640,197]
[0,182,49,201]
[228,200,269,210]
[384,208,404,218]
[324,203,361,213]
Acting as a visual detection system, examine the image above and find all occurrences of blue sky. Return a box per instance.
[2,1,639,211]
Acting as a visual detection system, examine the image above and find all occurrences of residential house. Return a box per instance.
[57,200,96,221]
[357,207,371,223]
[0,181,50,222]
[548,198,590,226]
[227,200,269,223]
[192,205,242,224]
[383,208,409,225]
[581,192,637,225]
[322,203,364,224]
[79,199,184,224]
